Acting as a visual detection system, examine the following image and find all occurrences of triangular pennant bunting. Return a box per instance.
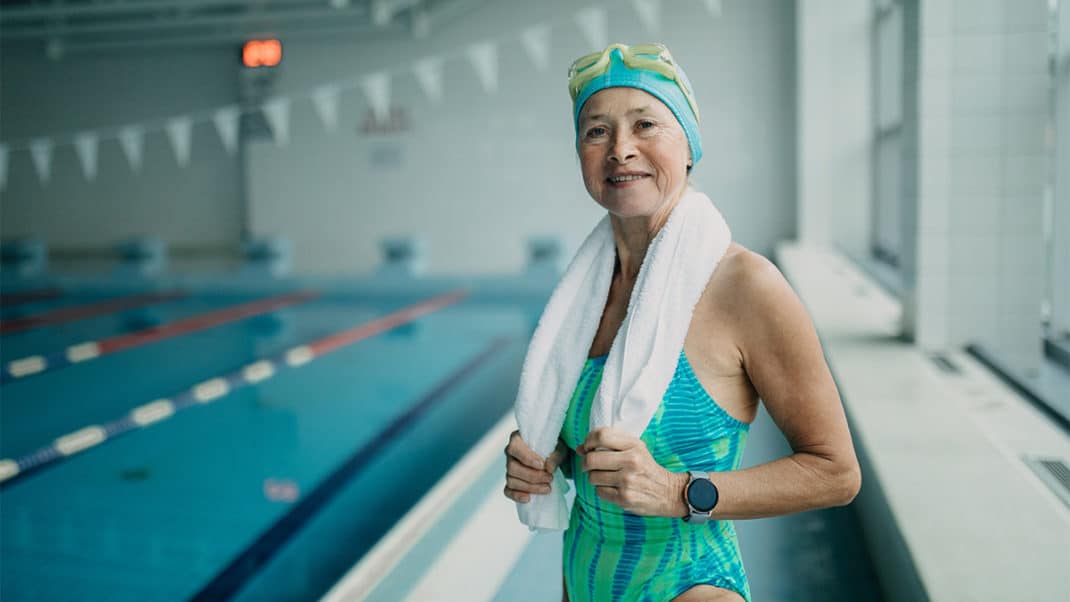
[311,86,341,133]
[29,138,53,184]
[575,6,608,51]
[361,72,392,122]
[0,1,714,184]
[466,41,498,94]
[632,0,661,35]
[73,132,99,182]
[118,126,145,173]
[521,24,552,72]
[412,56,444,104]
[262,98,292,147]
[165,117,193,167]
[213,106,241,155]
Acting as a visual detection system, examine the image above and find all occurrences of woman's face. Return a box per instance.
[577,87,691,218]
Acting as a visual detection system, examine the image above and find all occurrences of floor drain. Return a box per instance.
[1023,456,1070,510]
[929,353,961,374]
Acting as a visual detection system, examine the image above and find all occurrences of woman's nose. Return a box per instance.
[608,132,638,163]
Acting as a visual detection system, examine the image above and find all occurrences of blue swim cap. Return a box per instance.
[572,46,703,166]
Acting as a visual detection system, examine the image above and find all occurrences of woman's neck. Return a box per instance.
[610,186,688,282]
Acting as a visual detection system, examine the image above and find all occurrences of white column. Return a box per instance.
[795,0,872,254]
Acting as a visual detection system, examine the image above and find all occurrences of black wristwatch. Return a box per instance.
[682,470,719,523]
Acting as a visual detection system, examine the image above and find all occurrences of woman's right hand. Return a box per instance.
[504,430,568,503]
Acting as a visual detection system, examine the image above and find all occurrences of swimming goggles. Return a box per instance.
[567,42,701,124]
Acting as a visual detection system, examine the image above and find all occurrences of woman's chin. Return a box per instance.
[594,192,669,219]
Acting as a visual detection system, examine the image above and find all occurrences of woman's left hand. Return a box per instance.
[579,427,688,518]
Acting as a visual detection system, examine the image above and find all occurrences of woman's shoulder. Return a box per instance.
[712,243,780,290]
[704,242,795,319]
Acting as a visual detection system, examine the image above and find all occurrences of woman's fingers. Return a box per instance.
[506,430,546,470]
[502,431,559,504]
[507,457,552,485]
[503,485,531,503]
[507,476,553,494]
[583,427,640,453]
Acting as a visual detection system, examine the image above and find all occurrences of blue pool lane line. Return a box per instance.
[191,335,511,601]
[0,291,467,488]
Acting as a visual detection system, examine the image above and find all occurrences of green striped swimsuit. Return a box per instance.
[560,350,752,602]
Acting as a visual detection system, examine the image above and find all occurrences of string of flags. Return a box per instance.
[0,0,724,191]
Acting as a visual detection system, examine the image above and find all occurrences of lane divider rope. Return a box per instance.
[0,287,63,308]
[0,290,468,487]
[1,291,319,384]
[0,290,187,335]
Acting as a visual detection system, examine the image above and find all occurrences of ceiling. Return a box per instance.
[0,0,480,55]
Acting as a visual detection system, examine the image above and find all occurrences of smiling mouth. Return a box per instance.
[607,174,650,184]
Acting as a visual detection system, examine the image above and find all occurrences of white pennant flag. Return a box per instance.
[575,6,608,51]
[466,41,498,94]
[262,98,292,147]
[521,24,552,72]
[165,117,194,167]
[412,56,444,104]
[118,126,145,173]
[703,0,723,17]
[29,138,53,184]
[73,132,99,182]
[361,72,392,123]
[213,106,241,155]
[311,86,341,133]
[632,0,661,35]
[0,144,8,191]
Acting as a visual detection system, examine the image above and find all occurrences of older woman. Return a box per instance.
[504,43,860,602]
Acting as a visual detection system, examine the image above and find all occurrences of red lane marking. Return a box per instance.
[0,291,187,334]
[307,291,468,356]
[0,288,63,307]
[97,291,320,355]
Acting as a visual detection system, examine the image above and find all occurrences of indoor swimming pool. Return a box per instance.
[0,278,540,600]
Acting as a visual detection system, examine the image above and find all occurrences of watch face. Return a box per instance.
[687,479,718,512]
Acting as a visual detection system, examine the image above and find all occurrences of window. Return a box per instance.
[1045,0,1070,362]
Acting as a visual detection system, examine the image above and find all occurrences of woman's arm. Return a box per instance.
[688,250,861,519]
[580,251,861,519]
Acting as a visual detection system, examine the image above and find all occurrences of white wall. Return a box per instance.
[795,0,872,256]
[1053,0,1070,338]
[247,0,798,275]
[0,0,797,276]
[0,46,243,251]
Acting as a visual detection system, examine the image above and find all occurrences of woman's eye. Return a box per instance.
[586,127,607,138]
[637,120,655,130]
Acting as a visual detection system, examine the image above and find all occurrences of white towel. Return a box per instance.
[513,188,732,531]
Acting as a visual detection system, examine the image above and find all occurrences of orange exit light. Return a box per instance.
[243,39,282,68]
